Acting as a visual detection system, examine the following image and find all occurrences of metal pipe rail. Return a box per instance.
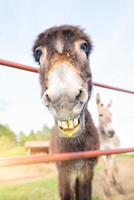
[0,59,39,73]
[0,148,134,168]
[0,59,134,94]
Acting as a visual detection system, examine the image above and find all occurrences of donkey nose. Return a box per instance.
[108,130,115,137]
[43,87,88,106]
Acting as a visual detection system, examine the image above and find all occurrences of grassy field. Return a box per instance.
[0,174,100,200]
[0,175,58,200]
[0,146,26,157]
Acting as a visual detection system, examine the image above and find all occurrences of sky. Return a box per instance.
[0,0,134,147]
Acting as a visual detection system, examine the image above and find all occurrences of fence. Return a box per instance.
[0,58,134,168]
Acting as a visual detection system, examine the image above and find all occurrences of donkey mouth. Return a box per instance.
[57,117,80,137]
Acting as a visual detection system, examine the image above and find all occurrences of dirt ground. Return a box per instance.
[0,157,134,200]
[93,157,134,200]
[0,163,57,185]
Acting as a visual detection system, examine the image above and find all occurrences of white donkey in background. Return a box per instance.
[96,94,125,196]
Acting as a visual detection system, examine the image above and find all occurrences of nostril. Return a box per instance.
[76,89,83,100]
[108,130,115,137]
[43,93,51,105]
[76,88,88,102]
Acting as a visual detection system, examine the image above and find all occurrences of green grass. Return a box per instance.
[0,146,26,157]
[118,153,134,158]
[0,175,58,200]
[0,175,100,200]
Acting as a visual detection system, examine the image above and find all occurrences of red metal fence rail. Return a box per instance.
[0,58,134,168]
[0,59,134,94]
[0,59,39,73]
[0,148,134,168]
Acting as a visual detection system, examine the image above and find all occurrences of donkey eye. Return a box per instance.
[34,48,42,62]
[80,42,90,57]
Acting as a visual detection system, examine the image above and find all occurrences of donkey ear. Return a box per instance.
[96,93,100,105]
[107,99,112,108]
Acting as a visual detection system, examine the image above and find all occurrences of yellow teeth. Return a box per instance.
[73,118,78,127]
[58,121,62,127]
[69,120,74,129]
[57,118,79,130]
[62,121,68,129]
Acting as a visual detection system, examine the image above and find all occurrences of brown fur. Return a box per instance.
[50,110,99,200]
[33,25,100,200]
[33,25,93,97]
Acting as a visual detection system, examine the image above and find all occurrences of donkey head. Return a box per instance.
[96,94,115,138]
[33,25,93,137]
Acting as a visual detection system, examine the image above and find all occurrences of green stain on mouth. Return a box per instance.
[69,111,73,119]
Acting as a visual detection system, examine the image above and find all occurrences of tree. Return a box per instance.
[18,131,27,146]
[27,130,36,141]
[0,124,16,143]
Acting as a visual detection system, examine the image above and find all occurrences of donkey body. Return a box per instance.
[33,25,99,200]
[51,111,99,200]
[96,94,125,196]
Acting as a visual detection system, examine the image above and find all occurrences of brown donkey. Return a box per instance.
[33,25,99,200]
[96,94,125,196]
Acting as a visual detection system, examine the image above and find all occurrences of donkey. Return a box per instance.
[33,25,99,200]
[96,93,125,196]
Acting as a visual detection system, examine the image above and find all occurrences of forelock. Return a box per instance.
[32,25,92,52]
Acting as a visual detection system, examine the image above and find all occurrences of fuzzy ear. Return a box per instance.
[96,93,100,105]
[107,99,112,108]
